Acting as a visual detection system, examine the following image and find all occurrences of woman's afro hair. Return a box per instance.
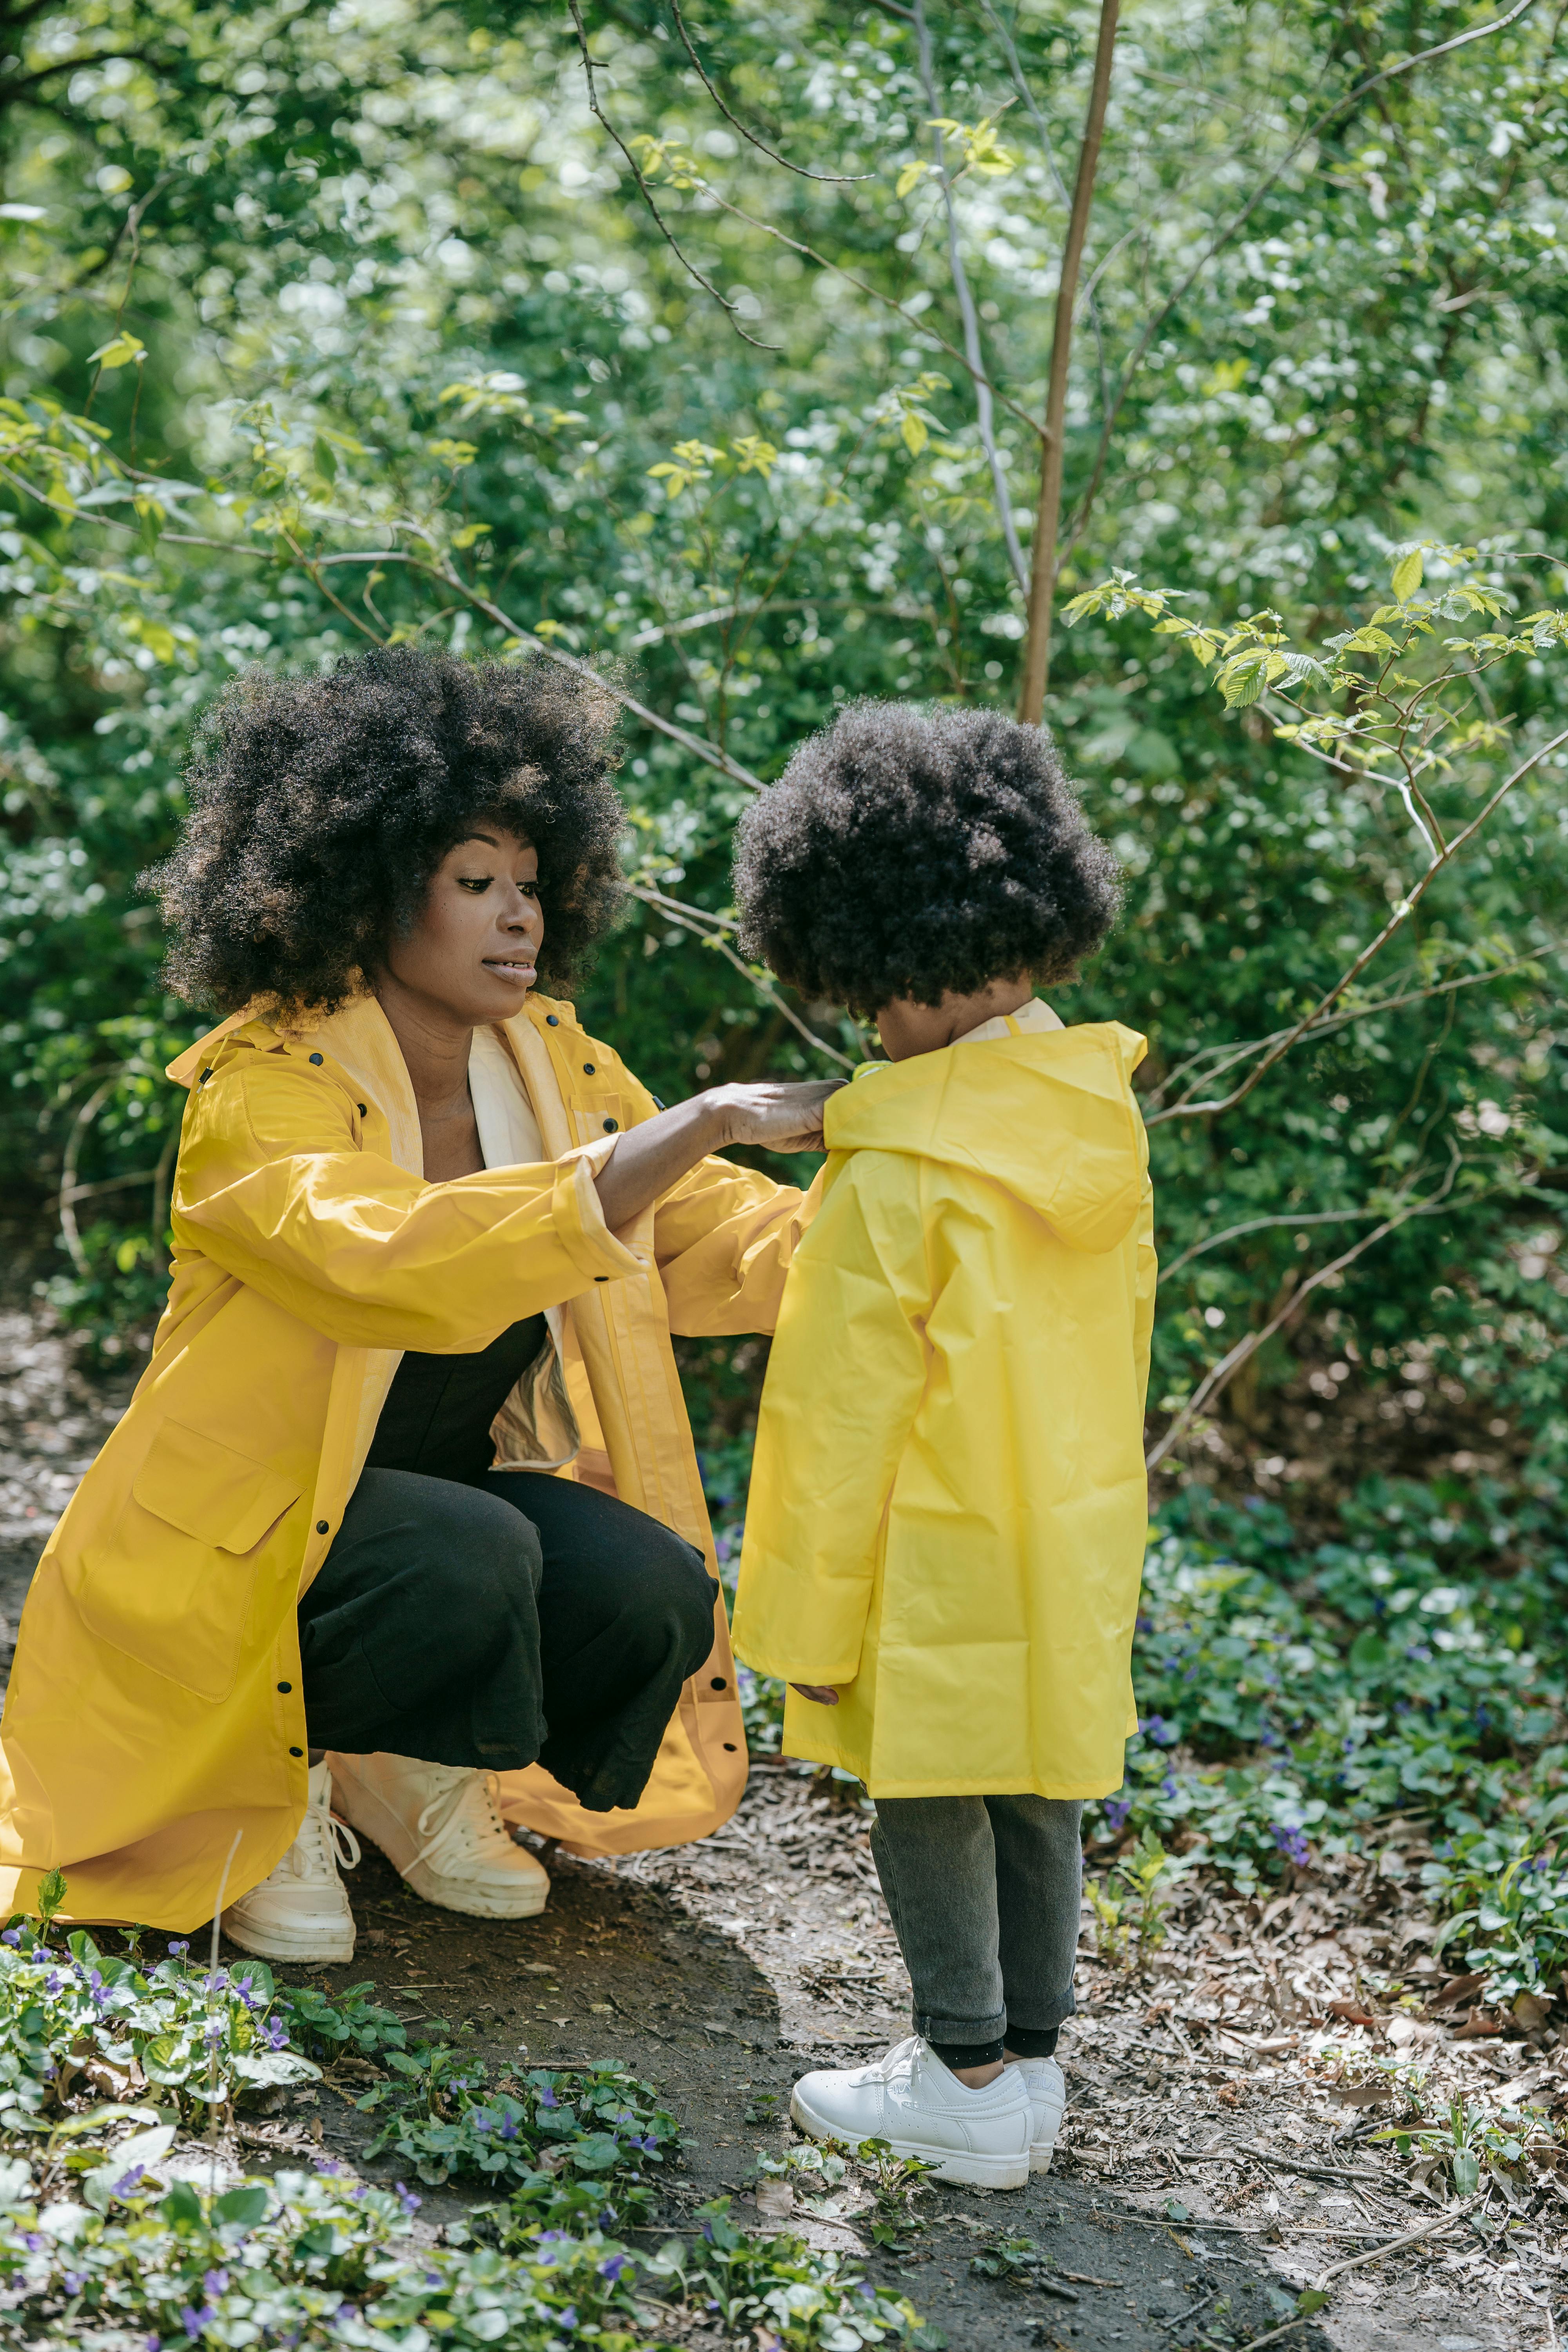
[142,642,626,1014]
[733,701,1122,1013]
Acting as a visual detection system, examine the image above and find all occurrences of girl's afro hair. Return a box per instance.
[142,642,626,1015]
[733,701,1121,1013]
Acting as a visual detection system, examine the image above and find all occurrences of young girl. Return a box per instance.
[730,701,1154,2190]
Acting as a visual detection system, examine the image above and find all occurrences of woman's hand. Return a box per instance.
[708,1080,843,1154]
[789,1682,840,1706]
[592,1079,842,1231]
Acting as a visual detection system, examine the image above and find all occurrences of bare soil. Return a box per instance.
[1,1299,1562,2352]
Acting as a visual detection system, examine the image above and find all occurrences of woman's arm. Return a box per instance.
[591,1080,839,1230]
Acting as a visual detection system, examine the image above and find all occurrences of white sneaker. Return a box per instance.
[1006,2053,1066,2172]
[327,1754,550,1920]
[222,1761,361,1963]
[790,2034,1032,2189]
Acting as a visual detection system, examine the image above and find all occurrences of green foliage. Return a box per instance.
[0,0,1561,1478]
[271,1980,414,2063]
[354,2045,679,2221]
[1085,1831,1188,1975]
[0,1918,317,2129]
[0,2157,655,2349]
[969,2231,1078,2303]
[643,2197,945,2350]
[1370,2091,1563,2200]
[1090,1476,1566,1914]
[1421,1827,1568,2003]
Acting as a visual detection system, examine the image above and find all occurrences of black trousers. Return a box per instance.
[297,1468,717,1815]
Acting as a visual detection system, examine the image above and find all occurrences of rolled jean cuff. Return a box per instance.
[914,2006,1009,2047]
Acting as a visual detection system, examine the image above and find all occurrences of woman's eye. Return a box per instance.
[458,875,493,893]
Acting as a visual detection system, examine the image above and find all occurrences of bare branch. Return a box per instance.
[1156,726,1568,1120]
[1146,1152,1466,1470]
[912,0,1028,594]
[569,0,779,352]
[628,884,857,1070]
[1062,0,1541,572]
[1145,946,1555,1116]
[1018,0,1120,720]
[1158,1201,1395,1286]
[668,0,868,181]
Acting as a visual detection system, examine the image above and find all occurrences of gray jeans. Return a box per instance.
[869,1794,1083,2047]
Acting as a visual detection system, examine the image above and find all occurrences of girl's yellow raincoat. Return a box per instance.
[731,1020,1155,1800]
[0,993,811,1928]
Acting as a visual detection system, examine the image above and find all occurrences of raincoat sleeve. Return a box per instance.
[731,1155,930,1687]
[655,1160,823,1336]
[173,1050,642,1352]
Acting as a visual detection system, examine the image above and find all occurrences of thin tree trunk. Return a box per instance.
[1018,0,1120,724]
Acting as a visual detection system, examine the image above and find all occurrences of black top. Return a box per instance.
[365,1314,549,1484]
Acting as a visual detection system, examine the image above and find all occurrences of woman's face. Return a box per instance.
[380,825,544,1027]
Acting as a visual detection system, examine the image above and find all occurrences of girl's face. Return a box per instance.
[380,825,543,1027]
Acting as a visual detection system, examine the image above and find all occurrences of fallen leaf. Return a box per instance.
[755,2178,794,2218]
[1427,1971,1486,2013]
[1454,2007,1503,2040]
[1332,2081,1394,2108]
[1512,1991,1552,2033]
[1326,2000,1377,2029]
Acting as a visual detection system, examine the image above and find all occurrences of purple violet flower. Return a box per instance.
[167,1940,189,1958]
[1102,1797,1131,1831]
[395,2183,421,2215]
[0,1929,20,1947]
[538,2086,560,2109]
[180,2303,215,2339]
[598,2254,630,2281]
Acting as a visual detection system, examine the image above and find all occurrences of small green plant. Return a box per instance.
[272,1978,417,2062]
[1370,2091,1548,2198]
[0,1907,317,2127]
[1088,1830,1187,1974]
[644,2196,946,2349]
[1422,1822,1568,2004]
[356,2045,679,2220]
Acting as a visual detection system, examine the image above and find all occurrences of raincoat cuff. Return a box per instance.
[552,1139,646,1285]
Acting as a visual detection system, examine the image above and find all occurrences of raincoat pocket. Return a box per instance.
[69,1420,301,1704]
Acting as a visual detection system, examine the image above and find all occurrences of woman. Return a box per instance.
[0,646,834,1961]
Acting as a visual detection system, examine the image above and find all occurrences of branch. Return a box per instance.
[1157,1200,1392,1286]
[628,884,857,1069]
[1061,0,1541,573]
[1144,946,1555,1118]
[912,0,1028,594]
[1146,1152,1466,1470]
[668,0,868,181]
[569,0,779,351]
[1158,725,1568,1120]
[677,176,1045,443]
[1018,0,1120,720]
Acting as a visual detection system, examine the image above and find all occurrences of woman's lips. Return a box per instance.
[484,957,535,982]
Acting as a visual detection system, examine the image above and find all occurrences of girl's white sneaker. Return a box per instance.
[222,1760,361,1963]
[1005,2053,1067,2171]
[790,2035,1032,2189]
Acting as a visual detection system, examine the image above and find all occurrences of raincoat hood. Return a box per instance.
[823,1020,1148,1254]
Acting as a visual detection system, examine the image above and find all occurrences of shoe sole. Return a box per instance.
[402,1862,549,1920]
[221,1905,356,1965]
[1030,2143,1056,2173]
[332,1770,550,1920]
[789,2086,1029,2190]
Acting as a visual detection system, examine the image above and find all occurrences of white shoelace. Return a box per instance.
[404,1769,514,1881]
[280,1797,361,1886]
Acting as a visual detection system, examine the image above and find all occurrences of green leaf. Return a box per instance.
[1451,2150,1481,2196]
[214,2183,270,2228]
[313,434,338,482]
[1392,548,1424,602]
[1296,2289,1330,2315]
[1349,1628,1389,1672]
[161,2180,203,2227]
[35,1869,67,1928]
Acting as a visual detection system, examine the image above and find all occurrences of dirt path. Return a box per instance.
[1,1303,1559,2350]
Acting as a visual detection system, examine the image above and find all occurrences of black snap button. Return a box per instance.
[583,1062,595,1074]
[315,1520,329,1534]
[652,1095,666,1111]
[710,1676,727,1690]
[278,1681,292,1694]
[199,1068,212,1085]
[722,1741,738,1752]
[594,1275,608,1282]
[603,1117,618,1132]
[358,1103,367,1116]
[289,1746,304,1758]
[309,1052,323,1065]
[546,1014,559,1026]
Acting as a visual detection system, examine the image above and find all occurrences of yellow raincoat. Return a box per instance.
[0,992,812,1929]
[731,1018,1155,1800]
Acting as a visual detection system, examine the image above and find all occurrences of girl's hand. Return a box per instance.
[710,1080,843,1154]
[789,1681,840,1706]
